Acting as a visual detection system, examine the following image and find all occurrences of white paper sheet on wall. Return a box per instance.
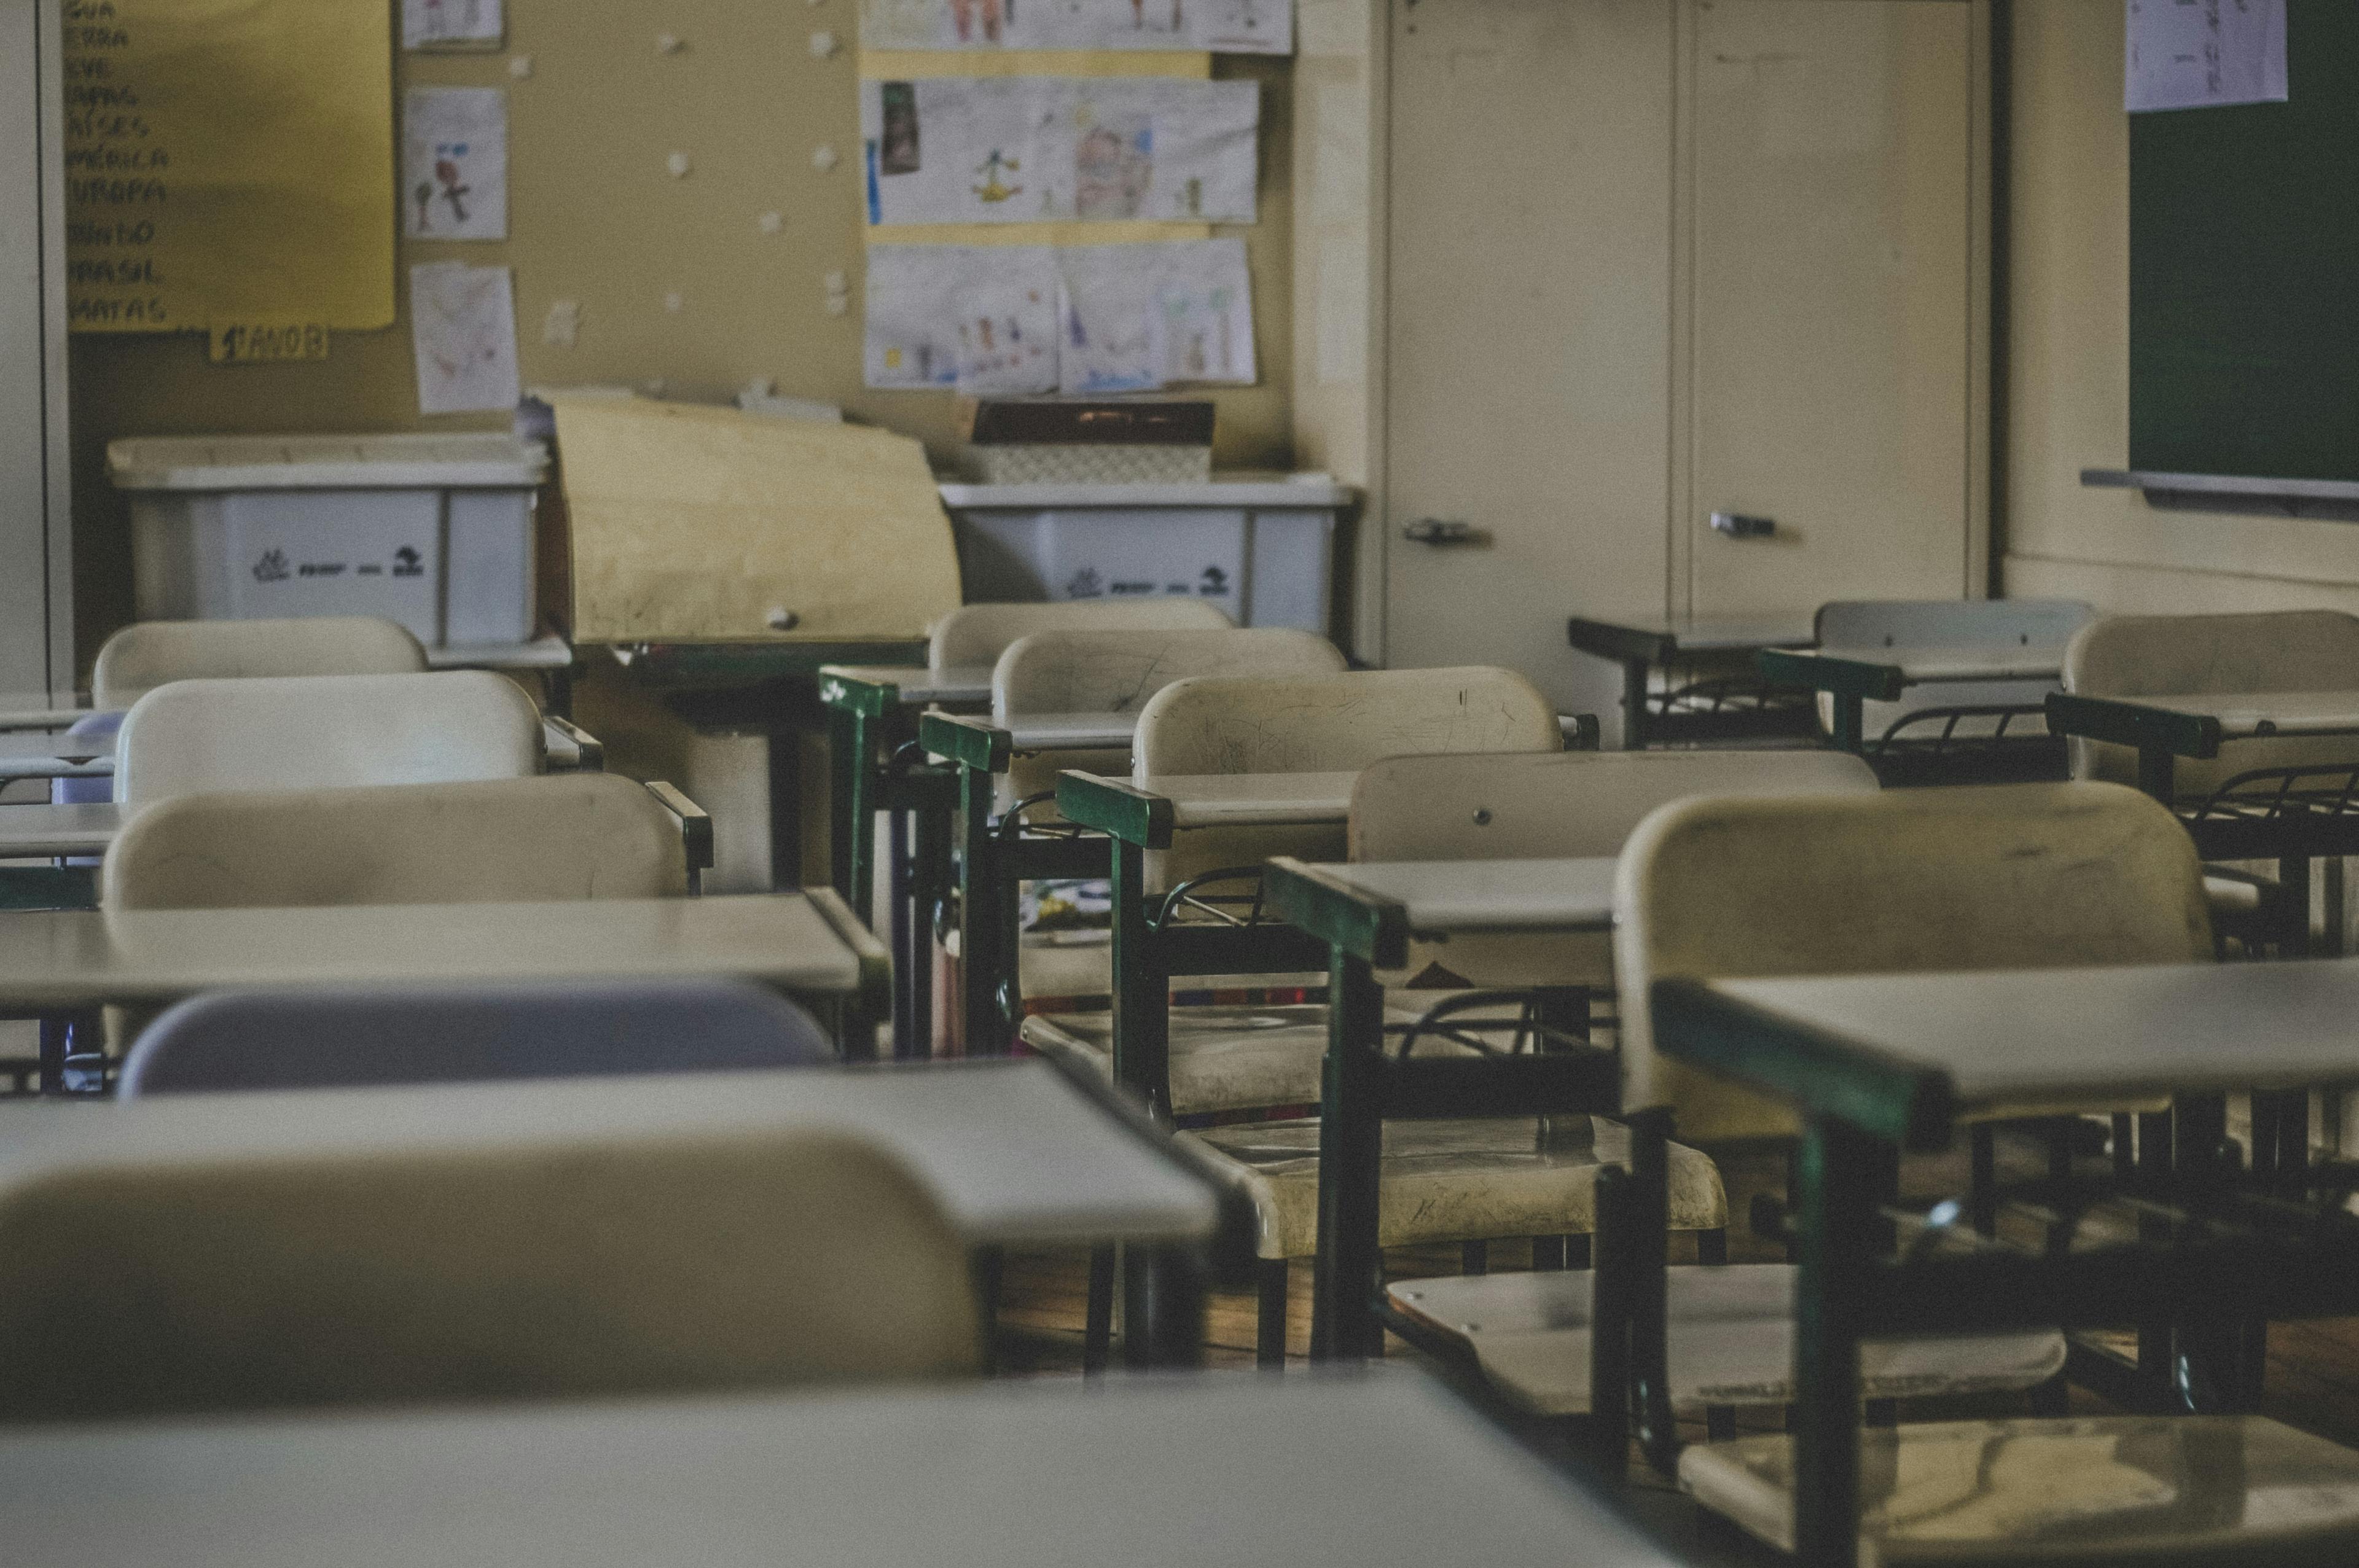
[2127,0,2288,112]
[861,78,1259,225]
[859,0,1290,55]
[403,0,505,50]
[411,261,522,415]
[404,88,509,241]
[864,240,1255,394]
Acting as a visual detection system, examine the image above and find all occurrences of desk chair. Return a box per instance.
[119,979,829,1095]
[1612,784,2259,1556]
[114,671,544,808]
[1368,754,2062,1434]
[92,616,430,709]
[926,598,1233,669]
[1814,598,2092,782]
[0,1130,978,1421]
[2064,609,2359,955]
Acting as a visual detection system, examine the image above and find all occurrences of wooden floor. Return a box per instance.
[991,1131,2359,1564]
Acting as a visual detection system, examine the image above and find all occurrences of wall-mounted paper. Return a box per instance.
[404,88,509,241]
[865,240,1255,394]
[404,0,505,50]
[859,0,1289,55]
[411,262,521,415]
[1058,239,1254,392]
[861,77,1259,225]
[2127,0,2287,112]
[866,245,1062,392]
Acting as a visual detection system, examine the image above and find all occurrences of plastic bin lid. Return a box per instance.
[107,433,549,491]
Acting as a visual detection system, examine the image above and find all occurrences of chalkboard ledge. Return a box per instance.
[2082,469,2359,523]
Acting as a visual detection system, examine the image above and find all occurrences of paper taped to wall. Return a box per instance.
[404,88,510,241]
[411,262,521,415]
[865,240,1254,394]
[2127,0,2288,112]
[861,77,1259,225]
[859,0,1289,54]
[404,0,505,50]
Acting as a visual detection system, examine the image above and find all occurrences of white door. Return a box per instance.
[1382,0,1675,719]
[1684,0,1978,617]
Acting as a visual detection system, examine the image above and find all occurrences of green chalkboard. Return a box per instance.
[2130,0,2359,482]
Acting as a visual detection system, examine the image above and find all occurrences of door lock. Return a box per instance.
[1710,511,1777,539]
[1403,518,1484,545]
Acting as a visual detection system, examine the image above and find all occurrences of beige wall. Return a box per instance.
[2004,0,2359,613]
[66,4,1296,673]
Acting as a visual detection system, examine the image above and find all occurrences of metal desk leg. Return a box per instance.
[827,706,861,915]
[909,779,952,1061]
[1123,1244,1208,1369]
[955,762,1005,1056]
[1310,951,1385,1363]
[2279,855,2313,958]
[1621,658,1652,751]
[1109,837,1171,1120]
[1830,694,1865,755]
[2135,744,2176,803]
[888,804,913,1055]
[1793,1114,1879,1568]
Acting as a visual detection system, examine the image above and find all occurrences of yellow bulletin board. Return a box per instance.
[63,0,395,355]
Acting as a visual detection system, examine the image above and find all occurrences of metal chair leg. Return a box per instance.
[1460,1239,1488,1276]
[1083,1245,1115,1376]
[1257,1258,1289,1368]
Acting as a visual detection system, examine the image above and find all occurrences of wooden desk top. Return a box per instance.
[0,894,870,1009]
[0,1372,1680,1568]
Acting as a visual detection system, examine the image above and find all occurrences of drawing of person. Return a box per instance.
[950,0,975,42]
[436,153,472,224]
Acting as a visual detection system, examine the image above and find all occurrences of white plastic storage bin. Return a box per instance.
[110,434,547,649]
[939,477,1351,634]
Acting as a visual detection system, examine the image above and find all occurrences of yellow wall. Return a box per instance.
[66,2,1296,669]
[2004,0,2359,613]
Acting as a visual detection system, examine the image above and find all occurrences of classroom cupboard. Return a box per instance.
[1377,0,1987,728]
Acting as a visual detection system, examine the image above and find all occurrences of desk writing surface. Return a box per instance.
[1142,772,1362,828]
[1569,613,1817,655]
[0,734,111,766]
[1,1373,1676,1568]
[2131,691,2359,737]
[1312,858,1620,934]
[1007,712,1143,751]
[0,1059,1215,1249]
[0,805,122,860]
[1812,646,2066,685]
[1707,960,2359,1117]
[0,895,861,1008]
[823,663,995,706]
[0,704,87,733]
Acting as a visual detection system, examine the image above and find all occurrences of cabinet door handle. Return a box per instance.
[1403,518,1483,545]
[1710,511,1777,539]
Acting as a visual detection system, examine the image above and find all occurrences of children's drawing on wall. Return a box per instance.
[866,240,1254,394]
[859,77,1256,225]
[403,88,509,241]
[403,0,505,51]
[410,261,521,415]
[859,0,1290,53]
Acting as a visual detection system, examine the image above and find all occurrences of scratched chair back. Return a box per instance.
[2065,609,2359,794]
[93,617,429,710]
[114,671,543,810]
[1812,599,2093,746]
[1134,665,1562,892]
[1617,781,2213,1144]
[104,774,695,911]
[995,627,1346,806]
[926,598,1232,671]
[1349,748,1879,988]
[0,1129,980,1421]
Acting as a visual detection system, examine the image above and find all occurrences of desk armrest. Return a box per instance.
[817,670,900,718]
[1263,856,1409,968]
[1758,648,1906,701]
[2043,693,2221,760]
[642,781,714,891]
[1055,770,1173,848]
[920,711,1010,772]
[542,715,605,772]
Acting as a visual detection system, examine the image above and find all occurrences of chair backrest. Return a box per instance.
[92,617,429,709]
[0,1129,980,1421]
[1135,666,1561,887]
[104,773,690,911]
[1815,598,2093,652]
[114,671,543,809]
[995,628,1348,803]
[2064,610,2359,790]
[1350,747,1880,861]
[120,979,831,1096]
[1616,782,2214,1143]
[928,598,1233,669]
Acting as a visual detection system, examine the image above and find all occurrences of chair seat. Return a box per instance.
[1387,1266,2064,1414]
[1680,1415,2359,1564]
[1023,1002,1479,1117]
[1184,1115,1727,1260]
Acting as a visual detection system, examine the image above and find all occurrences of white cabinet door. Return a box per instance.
[1684,0,1978,617]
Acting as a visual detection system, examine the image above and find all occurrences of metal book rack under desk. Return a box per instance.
[1568,614,1818,751]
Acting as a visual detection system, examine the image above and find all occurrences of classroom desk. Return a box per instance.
[0,1372,1686,1568]
[2046,688,2359,845]
[0,715,599,779]
[1265,856,1622,1375]
[1567,612,1817,749]
[1648,958,2359,1565]
[0,703,85,733]
[1758,644,2066,754]
[0,803,120,861]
